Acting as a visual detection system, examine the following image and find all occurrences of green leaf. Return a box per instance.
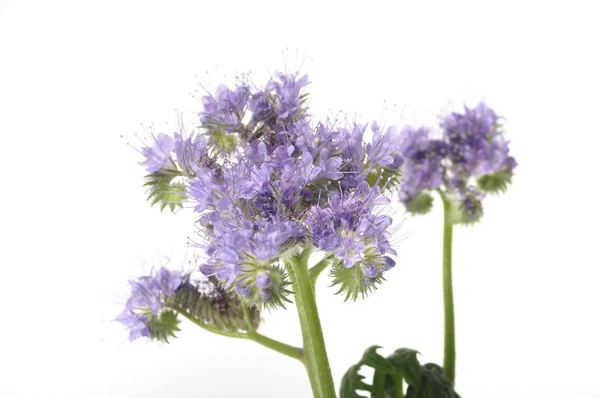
[147,309,181,343]
[477,170,512,194]
[144,172,186,212]
[340,364,372,398]
[387,348,422,388]
[405,364,460,398]
[361,346,395,372]
[406,192,434,215]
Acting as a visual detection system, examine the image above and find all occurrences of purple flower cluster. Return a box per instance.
[116,267,188,341]
[136,71,405,306]
[399,102,516,221]
[307,182,396,280]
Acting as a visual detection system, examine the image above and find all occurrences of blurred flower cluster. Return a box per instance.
[399,103,516,222]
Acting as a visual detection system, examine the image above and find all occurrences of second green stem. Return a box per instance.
[441,195,456,384]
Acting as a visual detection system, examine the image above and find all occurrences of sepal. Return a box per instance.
[143,171,186,212]
[330,258,386,301]
[406,192,434,215]
[234,263,293,310]
[477,169,512,194]
[146,309,181,343]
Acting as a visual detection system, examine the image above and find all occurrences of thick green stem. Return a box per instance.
[441,196,456,384]
[173,305,304,363]
[289,250,337,398]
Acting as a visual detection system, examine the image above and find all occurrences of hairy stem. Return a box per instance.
[289,249,337,398]
[441,195,456,384]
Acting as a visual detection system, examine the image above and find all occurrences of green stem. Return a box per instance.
[441,195,456,384]
[289,249,337,398]
[308,254,334,285]
[394,373,404,398]
[246,330,305,362]
[173,306,304,363]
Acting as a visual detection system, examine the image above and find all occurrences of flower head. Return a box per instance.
[135,70,405,306]
[398,102,516,222]
[117,267,187,341]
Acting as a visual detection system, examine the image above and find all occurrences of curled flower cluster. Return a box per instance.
[116,267,188,341]
[399,102,516,222]
[136,71,405,306]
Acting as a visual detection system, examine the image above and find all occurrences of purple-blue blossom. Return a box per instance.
[117,267,187,341]
[139,133,176,173]
[398,102,516,221]
[135,70,405,306]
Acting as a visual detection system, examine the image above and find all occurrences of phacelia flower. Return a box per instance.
[117,267,187,341]
[139,133,176,173]
[134,70,405,307]
[398,102,517,222]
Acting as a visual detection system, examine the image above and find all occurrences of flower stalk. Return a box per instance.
[289,249,337,398]
[441,194,456,384]
[173,305,305,363]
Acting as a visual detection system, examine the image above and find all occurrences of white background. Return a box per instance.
[1,1,599,397]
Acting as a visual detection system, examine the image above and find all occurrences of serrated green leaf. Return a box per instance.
[387,348,422,388]
[340,364,372,398]
[405,363,460,398]
[361,346,395,372]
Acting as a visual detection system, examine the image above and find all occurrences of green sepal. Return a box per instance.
[210,128,237,152]
[330,258,385,301]
[477,170,513,194]
[147,309,181,343]
[406,192,434,215]
[143,172,186,212]
[405,363,460,398]
[447,198,483,226]
[366,167,403,192]
[235,263,293,310]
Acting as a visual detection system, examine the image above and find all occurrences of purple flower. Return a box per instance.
[396,102,516,220]
[398,127,447,202]
[200,84,250,132]
[139,134,176,173]
[117,267,188,341]
[443,102,511,178]
[173,131,209,175]
[307,182,395,275]
[135,69,408,304]
[366,122,404,170]
[265,72,310,119]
